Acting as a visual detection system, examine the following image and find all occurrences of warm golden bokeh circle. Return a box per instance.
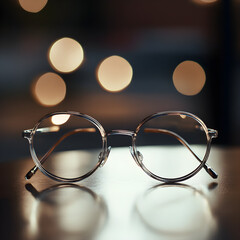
[48,37,84,73]
[97,55,133,92]
[192,0,218,5]
[33,72,66,106]
[51,114,70,125]
[18,0,48,13]
[172,60,206,96]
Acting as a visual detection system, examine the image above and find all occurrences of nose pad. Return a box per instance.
[129,146,143,167]
[99,146,111,167]
[137,150,143,162]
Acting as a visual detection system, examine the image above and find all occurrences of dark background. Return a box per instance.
[0,0,239,162]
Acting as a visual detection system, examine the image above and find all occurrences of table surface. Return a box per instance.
[0,146,239,240]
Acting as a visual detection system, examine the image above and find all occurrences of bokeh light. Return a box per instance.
[33,72,66,107]
[172,60,206,96]
[51,114,70,125]
[18,0,48,13]
[48,37,84,73]
[180,114,187,119]
[97,55,133,92]
[192,0,218,5]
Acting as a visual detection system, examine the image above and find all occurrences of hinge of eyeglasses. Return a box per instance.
[22,126,61,139]
[208,129,218,139]
[22,129,32,139]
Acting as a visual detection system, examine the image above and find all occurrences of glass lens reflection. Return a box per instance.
[26,184,107,240]
[135,184,217,240]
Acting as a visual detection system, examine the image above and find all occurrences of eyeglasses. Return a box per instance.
[23,111,218,183]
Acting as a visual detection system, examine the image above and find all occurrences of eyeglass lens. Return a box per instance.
[32,114,104,179]
[135,114,208,179]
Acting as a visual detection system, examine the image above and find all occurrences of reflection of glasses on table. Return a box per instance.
[23,111,218,183]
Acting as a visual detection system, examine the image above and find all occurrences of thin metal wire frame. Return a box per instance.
[23,111,218,183]
[133,111,218,183]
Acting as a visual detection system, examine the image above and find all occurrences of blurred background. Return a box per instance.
[0,0,239,162]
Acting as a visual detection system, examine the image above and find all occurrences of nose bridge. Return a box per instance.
[107,129,135,137]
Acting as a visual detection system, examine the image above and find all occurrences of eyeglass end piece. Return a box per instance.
[25,171,34,180]
[208,129,218,139]
[25,166,38,180]
[22,129,32,140]
[207,167,218,179]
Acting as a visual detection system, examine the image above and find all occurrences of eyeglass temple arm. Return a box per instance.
[144,128,218,179]
[25,128,96,180]
[23,126,61,139]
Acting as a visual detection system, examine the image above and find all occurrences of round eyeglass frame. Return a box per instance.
[133,111,213,183]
